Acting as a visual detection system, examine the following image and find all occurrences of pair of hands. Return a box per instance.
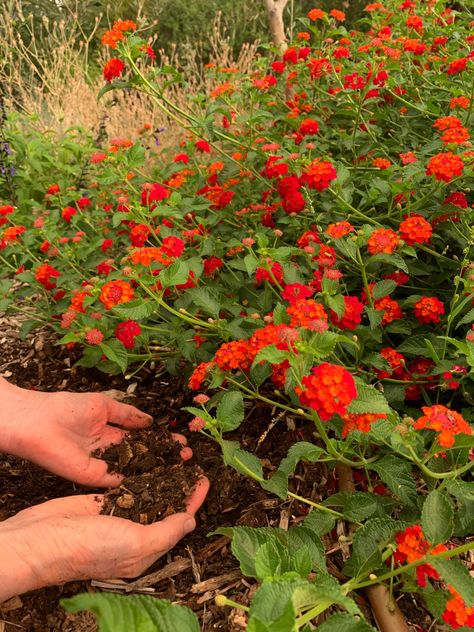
[0,378,209,602]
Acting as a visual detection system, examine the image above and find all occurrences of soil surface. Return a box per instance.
[0,318,439,631]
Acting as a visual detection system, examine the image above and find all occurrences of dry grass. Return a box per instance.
[0,2,259,152]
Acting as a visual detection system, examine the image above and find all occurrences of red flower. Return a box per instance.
[161,236,185,257]
[307,8,325,20]
[443,587,474,629]
[444,192,468,208]
[300,159,337,191]
[299,119,319,136]
[399,214,432,245]
[35,263,60,290]
[374,296,403,325]
[367,228,399,255]
[413,296,444,324]
[326,221,354,238]
[372,158,391,170]
[115,320,141,349]
[341,412,387,438]
[99,280,134,309]
[447,57,468,75]
[61,206,77,223]
[376,347,406,379]
[394,525,446,587]
[129,224,150,247]
[85,329,104,345]
[214,340,251,372]
[188,361,214,389]
[287,299,328,330]
[203,256,224,277]
[103,58,125,82]
[255,261,283,286]
[141,182,170,207]
[296,363,357,421]
[450,96,470,110]
[195,139,211,153]
[426,152,464,182]
[414,404,472,448]
[281,283,314,305]
[330,296,364,330]
[101,239,114,253]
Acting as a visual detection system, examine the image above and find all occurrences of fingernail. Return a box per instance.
[184,517,196,535]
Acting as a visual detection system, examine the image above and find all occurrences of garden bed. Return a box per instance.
[0,322,443,631]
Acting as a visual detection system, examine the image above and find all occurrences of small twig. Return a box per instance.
[125,557,191,591]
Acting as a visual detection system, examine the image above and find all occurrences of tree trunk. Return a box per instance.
[262,0,288,53]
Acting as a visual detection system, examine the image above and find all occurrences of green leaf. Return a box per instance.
[430,559,474,607]
[372,280,396,300]
[212,526,285,578]
[254,539,293,580]
[252,344,291,368]
[365,307,384,329]
[421,490,454,545]
[421,588,449,619]
[317,613,377,632]
[186,287,220,319]
[97,80,131,101]
[446,481,474,503]
[456,308,474,329]
[216,390,244,432]
[112,299,156,320]
[261,442,323,499]
[327,294,346,319]
[302,510,336,537]
[100,341,128,373]
[288,524,325,571]
[371,253,409,273]
[61,593,200,632]
[323,492,378,523]
[369,456,417,507]
[397,335,440,356]
[159,260,190,288]
[343,518,398,578]
[346,379,390,415]
[221,440,263,481]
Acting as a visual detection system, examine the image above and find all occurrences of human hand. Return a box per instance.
[0,477,209,603]
[0,377,189,486]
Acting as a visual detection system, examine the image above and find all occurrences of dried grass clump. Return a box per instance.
[0,2,259,152]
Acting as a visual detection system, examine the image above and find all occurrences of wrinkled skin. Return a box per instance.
[0,378,209,602]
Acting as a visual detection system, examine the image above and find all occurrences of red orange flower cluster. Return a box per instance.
[426,152,464,182]
[394,525,446,587]
[99,280,134,309]
[115,320,141,348]
[367,228,399,255]
[413,404,472,448]
[443,587,474,629]
[101,19,137,49]
[398,214,432,245]
[296,362,357,420]
[340,412,387,437]
[287,298,328,330]
[300,159,337,191]
[413,296,444,324]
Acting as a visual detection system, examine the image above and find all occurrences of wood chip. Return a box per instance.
[0,596,22,612]
[125,557,192,591]
[191,570,242,594]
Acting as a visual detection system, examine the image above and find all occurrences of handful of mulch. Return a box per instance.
[99,426,201,524]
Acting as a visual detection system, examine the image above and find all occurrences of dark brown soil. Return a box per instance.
[0,319,434,631]
[100,427,201,522]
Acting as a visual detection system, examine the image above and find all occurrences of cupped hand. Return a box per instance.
[0,378,189,487]
[0,477,210,603]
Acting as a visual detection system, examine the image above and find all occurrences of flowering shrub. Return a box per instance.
[1,0,474,628]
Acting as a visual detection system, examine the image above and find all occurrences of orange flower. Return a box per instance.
[101,29,125,49]
[426,152,464,182]
[449,96,470,110]
[441,126,470,145]
[372,157,391,170]
[414,404,472,448]
[443,587,474,629]
[326,221,354,238]
[300,159,337,191]
[307,8,326,20]
[329,9,345,21]
[394,525,446,587]
[296,363,357,421]
[413,296,444,324]
[188,361,214,390]
[374,297,403,325]
[341,412,386,437]
[287,299,328,330]
[214,340,251,372]
[2,225,25,242]
[99,280,134,309]
[367,228,399,255]
[399,214,432,245]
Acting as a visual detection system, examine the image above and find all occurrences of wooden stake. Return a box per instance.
[262,0,289,53]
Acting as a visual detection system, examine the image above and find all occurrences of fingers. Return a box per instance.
[95,425,127,450]
[103,396,153,429]
[185,476,210,515]
[171,433,193,461]
[5,495,104,525]
[142,512,197,558]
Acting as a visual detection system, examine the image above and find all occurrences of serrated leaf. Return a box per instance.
[421,588,449,619]
[456,308,474,329]
[212,526,285,577]
[346,379,390,415]
[369,456,417,506]
[254,539,293,580]
[261,442,323,499]
[317,613,377,632]
[216,390,244,431]
[302,510,336,536]
[221,440,264,481]
[100,341,128,373]
[372,280,396,300]
[252,344,291,367]
[61,592,200,632]
[288,524,325,571]
[421,490,453,544]
[324,492,378,523]
[343,517,398,578]
[97,80,131,101]
[430,559,474,607]
[186,287,220,319]
[397,335,439,356]
[112,299,156,320]
[371,253,409,273]
[327,294,346,319]
[446,481,474,502]
[159,260,190,288]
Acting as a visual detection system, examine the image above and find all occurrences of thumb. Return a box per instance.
[143,513,196,557]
